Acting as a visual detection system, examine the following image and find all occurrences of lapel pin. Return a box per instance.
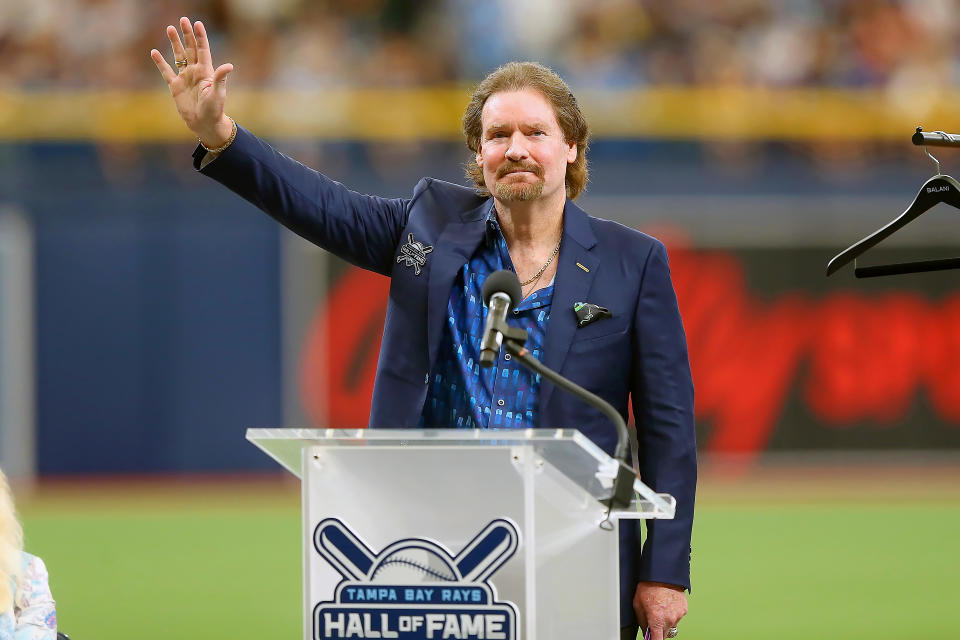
[576,262,590,273]
[397,233,434,276]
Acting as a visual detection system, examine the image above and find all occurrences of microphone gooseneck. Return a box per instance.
[478,269,635,511]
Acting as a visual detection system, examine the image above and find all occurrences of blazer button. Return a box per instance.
[424,373,429,384]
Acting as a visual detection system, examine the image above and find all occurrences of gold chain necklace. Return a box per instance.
[519,237,562,286]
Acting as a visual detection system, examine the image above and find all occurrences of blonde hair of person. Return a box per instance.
[0,467,24,614]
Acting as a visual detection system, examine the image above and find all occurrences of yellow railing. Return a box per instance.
[1,87,957,141]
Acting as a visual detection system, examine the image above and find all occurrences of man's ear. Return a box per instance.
[476,148,483,166]
[566,140,577,164]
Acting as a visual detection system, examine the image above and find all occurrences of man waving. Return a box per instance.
[151,17,696,640]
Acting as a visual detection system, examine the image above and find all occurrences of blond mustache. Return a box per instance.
[496,163,543,179]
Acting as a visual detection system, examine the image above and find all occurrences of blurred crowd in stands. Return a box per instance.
[0,0,955,90]
[1,0,952,187]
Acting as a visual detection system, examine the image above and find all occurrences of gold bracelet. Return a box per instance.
[199,117,237,154]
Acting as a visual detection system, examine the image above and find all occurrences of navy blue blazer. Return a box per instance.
[196,126,696,625]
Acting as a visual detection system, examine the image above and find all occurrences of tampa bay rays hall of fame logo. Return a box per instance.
[397,233,433,276]
[313,518,520,640]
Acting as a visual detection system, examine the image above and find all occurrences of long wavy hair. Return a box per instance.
[462,61,590,199]
[0,467,24,614]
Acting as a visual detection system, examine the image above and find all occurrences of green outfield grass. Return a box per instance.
[16,467,960,640]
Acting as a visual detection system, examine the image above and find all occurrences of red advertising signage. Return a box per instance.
[299,237,960,458]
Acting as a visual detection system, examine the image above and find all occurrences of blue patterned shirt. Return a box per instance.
[420,209,553,429]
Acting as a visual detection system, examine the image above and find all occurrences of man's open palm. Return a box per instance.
[149,17,234,146]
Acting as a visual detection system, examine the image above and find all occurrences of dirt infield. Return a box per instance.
[13,471,301,512]
[14,451,960,511]
[697,451,960,504]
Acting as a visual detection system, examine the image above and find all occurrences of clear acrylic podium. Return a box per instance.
[247,428,676,640]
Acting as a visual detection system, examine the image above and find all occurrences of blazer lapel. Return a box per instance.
[426,201,490,367]
[540,200,599,414]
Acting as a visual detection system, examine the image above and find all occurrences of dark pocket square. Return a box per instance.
[573,302,612,327]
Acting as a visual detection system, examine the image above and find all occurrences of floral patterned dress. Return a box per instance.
[0,552,57,640]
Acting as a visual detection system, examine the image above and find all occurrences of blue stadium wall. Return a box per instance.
[11,144,283,473]
[6,140,957,473]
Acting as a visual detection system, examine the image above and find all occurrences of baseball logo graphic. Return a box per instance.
[313,519,520,640]
[396,233,434,276]
[368,541,459,583]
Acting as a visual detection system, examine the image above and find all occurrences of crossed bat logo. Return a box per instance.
[396,233,434,276]
[314,518,518,585]
[312,519,520,640]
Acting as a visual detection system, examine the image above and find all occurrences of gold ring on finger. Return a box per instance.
[175,59,187,69]
[666,627,679,639]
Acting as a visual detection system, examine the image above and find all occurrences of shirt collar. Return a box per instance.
[485,200,498,223]
[485,202,502,247]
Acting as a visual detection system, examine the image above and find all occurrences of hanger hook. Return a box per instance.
[932,131,952,175]
[924,144,941,175]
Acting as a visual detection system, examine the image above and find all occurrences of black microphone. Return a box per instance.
[479,270,523,368]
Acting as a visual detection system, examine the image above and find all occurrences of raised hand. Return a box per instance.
[150,17,234,148]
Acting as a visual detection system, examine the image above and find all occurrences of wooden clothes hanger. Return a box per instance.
[827,128,960,278]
